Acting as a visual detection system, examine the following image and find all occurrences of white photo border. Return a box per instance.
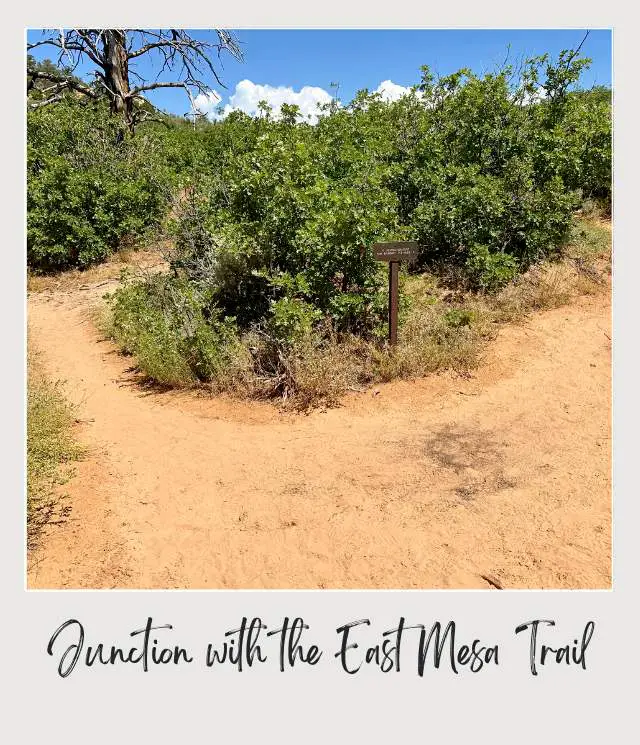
[5,3,635,742]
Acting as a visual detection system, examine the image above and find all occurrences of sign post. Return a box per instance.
[372,241,419,346]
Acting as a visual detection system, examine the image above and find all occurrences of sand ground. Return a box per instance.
[27,274,611,589]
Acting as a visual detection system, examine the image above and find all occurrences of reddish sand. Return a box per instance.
[27,280,611,589]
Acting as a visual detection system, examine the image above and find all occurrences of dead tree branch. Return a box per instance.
[27,29,243,132]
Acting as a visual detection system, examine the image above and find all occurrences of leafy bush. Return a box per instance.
[32,45,610,405]
[266,296,323,345]
[28,100,171,272]
[465,244,518,292]
[168,147,398,332]
[103,274,250,387]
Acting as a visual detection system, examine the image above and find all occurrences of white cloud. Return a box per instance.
[193,79,422,123]
[373,80,413,102]
[202,80,334,123]
[519,87,547,106]
[192,90,222,117]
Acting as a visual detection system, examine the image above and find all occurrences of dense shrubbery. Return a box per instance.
[27,100,172,271]
[159,54,610,338]
[103,214,610,406]
[29,49,612,403]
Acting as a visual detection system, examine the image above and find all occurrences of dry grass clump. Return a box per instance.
[27,345,84,549]
[494,262,589,320]
[373,297,491,383]
[217,329,369,410]
[493,218,610,322]
[279,337,366,409]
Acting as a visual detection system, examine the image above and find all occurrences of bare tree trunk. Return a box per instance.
[28,29,244,133]
[103,30,134,132]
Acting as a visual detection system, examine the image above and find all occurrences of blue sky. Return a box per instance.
[27,29,612,120]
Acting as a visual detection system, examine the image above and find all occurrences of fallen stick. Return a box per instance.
[480,573,503,590]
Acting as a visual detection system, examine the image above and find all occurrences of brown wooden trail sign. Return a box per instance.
[373,242,420,262]
[372,241,420,346]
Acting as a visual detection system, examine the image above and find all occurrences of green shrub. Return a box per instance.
[465,244,519,292]
[103,274,250,387]
[443,308,476,328]
[170,154,399,332]
[27,100,171,272]
[68,46,611,406]
[266,297,323,345]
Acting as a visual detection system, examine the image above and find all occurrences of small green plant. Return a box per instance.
[266,297,323,345]
[444,308,476,328]
[465,244,519,292]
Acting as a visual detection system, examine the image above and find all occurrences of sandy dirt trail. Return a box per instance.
[27,280,611,589]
